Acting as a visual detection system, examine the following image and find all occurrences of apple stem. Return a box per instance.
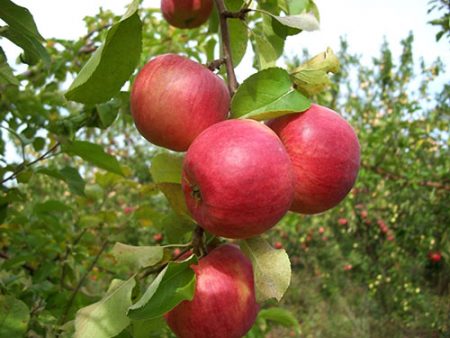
[193,226,207,257]
[214,0,239,96]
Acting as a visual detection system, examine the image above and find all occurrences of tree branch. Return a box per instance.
[59,239,109,325]
[1,141,61,185]
[214,0,239,96]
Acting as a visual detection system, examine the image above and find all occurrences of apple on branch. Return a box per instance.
[130,54,229,151]
[166,244,259,338]
[182,119,294,239]
[268,104,361,214]
[161,0,213,29]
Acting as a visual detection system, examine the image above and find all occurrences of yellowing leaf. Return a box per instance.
[240,236,291,302]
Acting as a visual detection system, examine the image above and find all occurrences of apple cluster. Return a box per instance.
[129,2,360,337]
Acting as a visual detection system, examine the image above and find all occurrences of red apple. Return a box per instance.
[153,233,163,242]
[428,251,442,263]
[130,54,229,151]
[166,244,259,338]
[338,218,348,225]
[182,119,294,239]
[267,104,360,214]
[274,241,283,249]
[161,0,213,29]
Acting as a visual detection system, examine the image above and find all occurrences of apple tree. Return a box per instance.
[0,0,366,337]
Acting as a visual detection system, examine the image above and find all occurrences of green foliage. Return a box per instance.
[0,0,448,337]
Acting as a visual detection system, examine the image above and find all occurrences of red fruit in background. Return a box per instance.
[153,233,163,242]
[360,210,368,219]
[318,226,325,234]
[428,251,442,263]
[338,218,348,225]
[343,264,353,271]
[161,0,213,29]
[274,241,283,249]
[268,104,360,214]
[172,248,182,258]
[130,54,229,151]
[166,244,259,338]
[182,119,294,239]
[123,206,135,215]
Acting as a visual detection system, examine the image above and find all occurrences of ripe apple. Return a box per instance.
[428,251,442,263]
[130,54,229,151]
[166,244,259,338]
[267,104,360,214]
[182,119,294,239]
[161,0,213,29]
[274,241,283,249]
[153,233,163,242]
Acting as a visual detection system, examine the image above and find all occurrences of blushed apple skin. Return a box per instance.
[130,54,229,152]
[267,104,360,214]
[166,244,259,338]
[161,0,213,29]
[182,119,294,239]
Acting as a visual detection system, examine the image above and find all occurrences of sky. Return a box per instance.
[2,0,449,83]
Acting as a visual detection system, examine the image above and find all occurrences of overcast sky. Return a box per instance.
[3,0,449,83]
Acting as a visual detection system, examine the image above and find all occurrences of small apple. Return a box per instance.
[153,233,163,242]
[166,244,259,338]
[123,206,135,215]
[130,54,229,151]
[274,241,283,249]
[338,218,348,225]
[172,248,182,258]
[182,119,294,239]
[161,0,213,29]
[268,104,360,214]
[428,251,442,263]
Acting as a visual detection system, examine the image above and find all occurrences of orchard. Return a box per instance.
[0,0,449,337]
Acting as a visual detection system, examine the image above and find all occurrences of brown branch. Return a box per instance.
[59,239,109,325]
[214,0,239,96]
[207,58,227,71]
[363,163,450,191]
[1,141,61,185]
[222,8,251,20]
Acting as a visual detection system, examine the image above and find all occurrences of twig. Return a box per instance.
[207,58,227,71]
[60,228,88,289]
[59,239,109,325]
[214,0,239,95]
[1,141,61,185]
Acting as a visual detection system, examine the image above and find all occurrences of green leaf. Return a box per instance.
[225,0,244,11]
[150,153,191,218]
[158,183,191,219]
[111,243,165,270]
[0,48,19,85]
[131,317,168,338]
[274,13,319,31]
[65,0,142,104]
[60,167,86,196]
[0,0,49,66]
[74,277,136,338]
[253,33,278,70]
[150,153,184,184]
[63,141,123,176]
[228,19,248,67]
[258,308,300,332]
[127,256,197,320]
[240,236,291,302]
[34,200,71,215]
[283,0,308,14]
[162,211,196,244]
[0,0,43,39]
[231,67,310,120]
[36,166,86,196]
[290,47,340,96]
[0,295,30,337]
